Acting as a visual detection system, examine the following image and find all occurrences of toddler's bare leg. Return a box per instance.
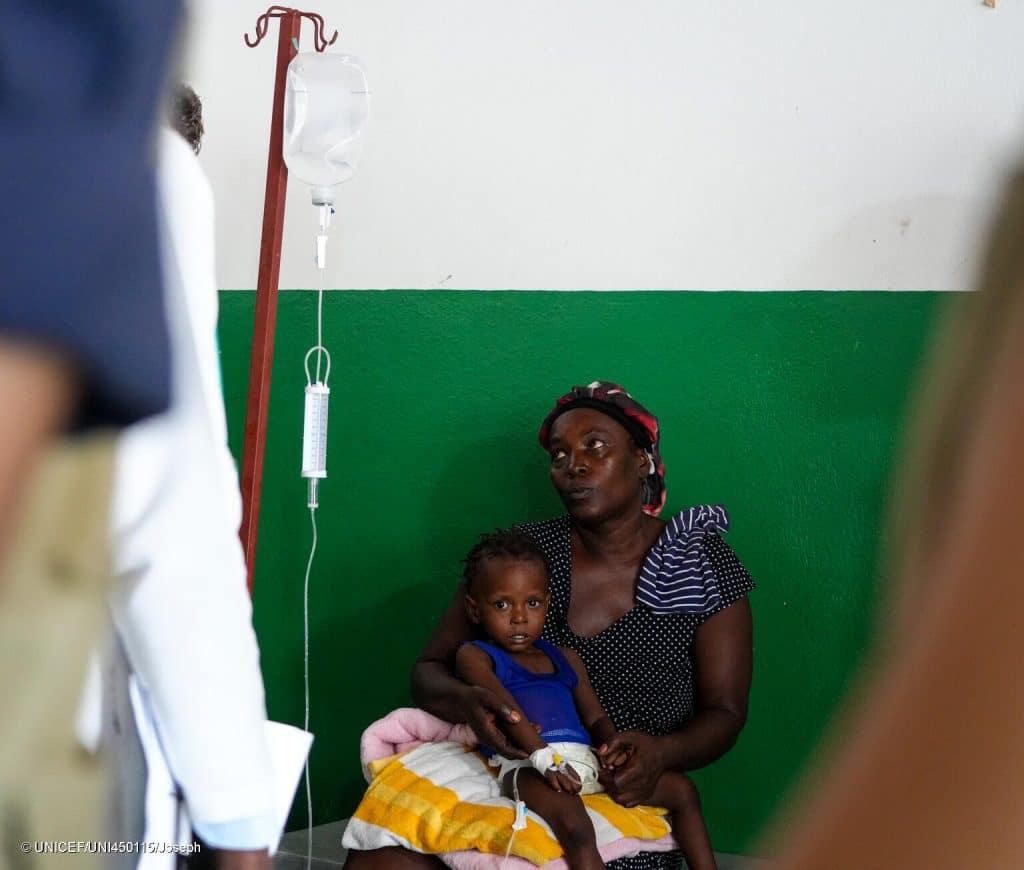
[650,771,716,870]
[503,768,604,870]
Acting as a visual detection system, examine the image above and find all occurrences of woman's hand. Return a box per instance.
[596,731,666,807]
[457,685,531,759]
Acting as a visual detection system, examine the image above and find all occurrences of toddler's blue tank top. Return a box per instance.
[467,637,591,756]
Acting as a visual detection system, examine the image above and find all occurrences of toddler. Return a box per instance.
[455,529,716,870]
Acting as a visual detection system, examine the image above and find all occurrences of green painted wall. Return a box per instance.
[217,290,948,853]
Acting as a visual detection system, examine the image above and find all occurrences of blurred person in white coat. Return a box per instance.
[103,86,277,870]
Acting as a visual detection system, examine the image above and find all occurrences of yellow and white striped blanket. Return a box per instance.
[341,709,675,869]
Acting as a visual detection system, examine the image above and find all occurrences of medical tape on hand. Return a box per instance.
[529,746,567,776]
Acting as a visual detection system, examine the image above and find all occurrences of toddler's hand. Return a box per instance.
[597,736,633,769]
[544,765,582,794]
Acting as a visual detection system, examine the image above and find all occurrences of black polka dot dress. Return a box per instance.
[518,512,756,870]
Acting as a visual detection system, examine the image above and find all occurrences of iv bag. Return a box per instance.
[283,52,370,205]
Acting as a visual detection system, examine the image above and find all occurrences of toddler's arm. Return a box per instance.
[455,644,581,793]
[561,646,631,769]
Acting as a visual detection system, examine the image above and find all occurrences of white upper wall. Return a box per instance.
[183,1,1024,291]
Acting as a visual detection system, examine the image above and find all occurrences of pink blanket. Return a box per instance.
[357,708,676,869]
[359,706,477,780]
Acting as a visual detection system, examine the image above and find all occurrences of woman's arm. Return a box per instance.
[453,644,545,754]
[599,598,753,805]
[410,581,476,720]
[410,581,528,758]
[658,596,753,770]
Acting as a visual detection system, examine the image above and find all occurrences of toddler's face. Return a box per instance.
[469,556,549,653]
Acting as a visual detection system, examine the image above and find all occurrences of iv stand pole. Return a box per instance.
[241,7,337,596]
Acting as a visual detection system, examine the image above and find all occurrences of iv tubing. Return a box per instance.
[303,345,331,387]
[301,205,331,870]
[303,505,317,870]
[314,204,330,383]
[500,767,525,870]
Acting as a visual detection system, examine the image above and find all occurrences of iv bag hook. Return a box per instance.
[244,6,339,52]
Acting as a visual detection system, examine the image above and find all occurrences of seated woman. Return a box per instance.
[344,381,755,870]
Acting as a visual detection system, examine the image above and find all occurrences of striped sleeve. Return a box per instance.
[698,534,756,620]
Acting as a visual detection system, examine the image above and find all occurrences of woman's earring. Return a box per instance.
[645,452,655,476]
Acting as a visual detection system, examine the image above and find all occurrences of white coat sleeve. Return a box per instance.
[109,130,275,843]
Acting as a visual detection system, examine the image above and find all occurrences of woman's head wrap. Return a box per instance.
[538,381,666,516]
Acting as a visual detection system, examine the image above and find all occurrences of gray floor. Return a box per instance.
[275,819,774,869]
